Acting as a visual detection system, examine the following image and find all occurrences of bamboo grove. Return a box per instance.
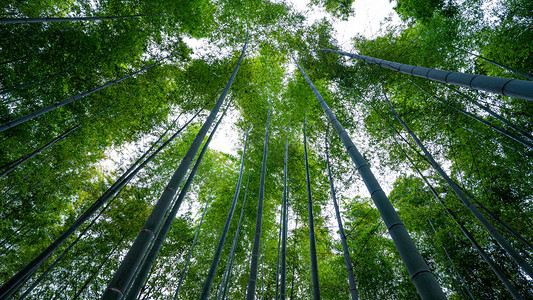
[1,0,532,299]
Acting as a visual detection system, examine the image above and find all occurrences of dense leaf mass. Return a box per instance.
[1,0,532,299]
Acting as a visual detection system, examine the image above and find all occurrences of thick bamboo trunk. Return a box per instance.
[0,111,198,299]
[280,134,289,300]
[293,57,446,300]
[0,15,152,24]
[371,102,521,299]
[322,49,533,101]
[127,106,231,300]
[382,92,533,280]
[303,118,321,300]
[246,108,271,300]
[0,60,162,133]
[325,134,358,300]
[174,192,212,299]
[101,33,248,300]
[218,173,250,300]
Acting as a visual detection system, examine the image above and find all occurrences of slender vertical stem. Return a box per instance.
[0,110,198,299]
[199,127,250,300]
[325,133,358,300]
[303,117,321,300]
[0,60,163,133]
[389,129,522,299]
[274,204,283,300]
[426,221,476,300]
[293,56,446,300]
[381,90,533,280]
[246,108,271,300]
[450,86,533,142]
[101,34,248,300]
[280,133,289,300]
[220,172,251,300]
[412,82,533,150]
[126,104,232,300]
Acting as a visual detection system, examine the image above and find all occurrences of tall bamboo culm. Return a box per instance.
[381,91,533,280]
[389,131,523,299]
[101,33,248,300]
[217,172,251,300]
[280,133,289,300]
[325,134,358,300]
[274,203,283,300]
[321,49,533,101]
[125,105,231,300]
[0,110,199,299]
[293,57,446,300]
[246,108,271,300]
[303,118,321,300]
[199,127,250,300]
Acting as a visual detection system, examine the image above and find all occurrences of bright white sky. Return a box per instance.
[210,0,401,155]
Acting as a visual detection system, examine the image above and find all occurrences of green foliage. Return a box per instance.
[310,0,355,20]
[1,0,532,299]
[392,0,457,23]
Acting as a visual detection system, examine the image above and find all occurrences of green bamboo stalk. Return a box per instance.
[381,90,533,280]
[325,133,358,300]
[280,133,289,300]
[303,117,321,300]
[0,68,75,95]
[321,49,533,101]
[454,47,533,81]
[293,56,446,300]
[219,172,251,300]
[0,109,108,178]
[19,193,117,299]
[0,110,198,299]
[101,33,247,300]
[274,202,283,300]
[367,99,520,298]
[72,234,127,299]
[0,123,81,178]
[472,199,533,252]
[200,127,251,300]
[127,105,235,300]
[174,192,212,299]
[398,142,523,299]
[246,108,271,300]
